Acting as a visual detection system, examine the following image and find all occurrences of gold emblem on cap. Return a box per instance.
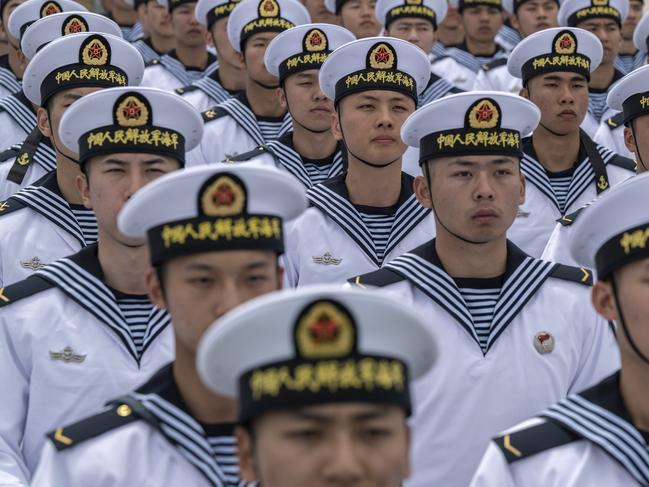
[369,43,396,70]
[592,0,608,6]
[468,99,499,129]
[115,95,149,127]
[305,28,327,52]
[554,32,577,55]
[40,1,62,16]
[296,301,354,359]
[259,0,279,17]
[406,0,423,5]
[63,15,88,35]
[533,331,555,354]
[82,38,109,66]
[201,175,246,216]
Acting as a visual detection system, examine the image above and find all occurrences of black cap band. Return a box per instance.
[595,222,649,278]
[622,92,649,124]
[567,3,622,26]
[459,0,502,11]
[520,30,591,84]
[385,4,437,28]
[206,0,240,27]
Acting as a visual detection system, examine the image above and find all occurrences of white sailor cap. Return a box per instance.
[633,11,649,53]
[22,32,144,106]
[449,0,503,12]
[118,164,307,264]
[319,36,430,105]
[607,65,649,123]
[196,0,242,28]
[264,23,355,82]
[197,285,438,422]
[570,173,649,278]
[157,0,197,11]
[8,0,86,41]
[375,0,447,28]
[123,0,147,8]
[558,0,628,27]
[508,27,602,83]
[401,91,540,164]
[502,0,558,13]
[21,12,122,60]
[58,86,202,168]
[227,0,310,53]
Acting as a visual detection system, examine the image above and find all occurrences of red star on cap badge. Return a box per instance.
[309,313,340,343]
[212,184,235,206]
[475,102,494,123]
[68,20,83,33]
[86,41,104,60]
[374,47,390,64]
[122,100,141,120]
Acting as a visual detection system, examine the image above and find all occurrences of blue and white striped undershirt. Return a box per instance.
[356,205,397,263]
[454,276,504,353]
[115,295,154,357]
[588,90,609,122]
[257,117,286,142]
[546,167,574,213]
[70,206,99,244]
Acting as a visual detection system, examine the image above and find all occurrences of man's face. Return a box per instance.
[577,18,622,64]
[280,70,333,133]
[511,0,557,37]
[462,5,502,44]
[2,0,24,48]
[211,16,243,69]
[440,1,462,30]
[522,72,589,135]
[78,152,180,246]
[237,403,410,487]
[172,2,207,47]
[332,90,415,167]
[148,250,282,353]
[385,18,436,54]
[416,154,525,243]
[148,0,174,38]
[242,32,280,87]
[624,116,649,173]
[304,0,339,24]
[339,0,380,39]
[622,0,643,41]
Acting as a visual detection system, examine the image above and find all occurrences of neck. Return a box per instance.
[150,32,175,54]
[175,43,208,70]
[620,38,637,55]
[438,26,464,46]
[56,158,84,205]
[465,36,495,56]
[173,344,238,424]
[435,233,508,278]
[8,47,23,79]
[244,79,285,118]
[589,63,615,90]
[215,59,245,92]
[619,360,649,433]
[111,7,137,25]
[97,236,150,294]
[291,125,338,160]
[345,158,402,207]
[532,126,581,172]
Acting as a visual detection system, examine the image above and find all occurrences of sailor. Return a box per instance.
[543,64,648,265]
[0,32,144,286]
[303,0,338,23]
[282,37,435,286]
[323,0,381,38]
[130,0,175,63]
[505,27,634,257]
[0,85,201,485]
[0,0,89,150]
[0,0,27,100]
[430,0,508,90]
[197,286,438,487]
[0,11,124,202]
[31,164,307,486]
[227,24,353,189]
[377,0,463,105]
[593,10,649,157]
[140,0,218,91]
[473,0,558,94]
[175,0,246,111]
[558,0,629,137]
[187,0,310,166]
[105,0,145,41]
[433,0,463,56]
[349,91,620,486]
[617,0,643,73]
[472,172,649,487]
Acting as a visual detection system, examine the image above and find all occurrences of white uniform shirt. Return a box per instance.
[187,93,292,167]
[508,136,635,257]
[430,44,507,91]
[593,111,634,158]
[418,73,462,106]
[471,373,648,487]
[350,241,620,487]
[0,91,38,149]
[140,51,218,92]
[32,363,246,487]
[0,56,22,101]
[0,246,173,485]
[131,38,163,65]
[177,70,238,112]
[0,172,97,286]
[0,132,56,200]
[283,172,435,287]
[581,71,625,138]
[473,60,522,94]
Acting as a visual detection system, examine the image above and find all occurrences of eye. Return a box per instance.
[361,427,392,440]
[188,276,214,287]
[454,170,472,178]
[246,274,270,284]
[495,169,512,176]
[286,429,322,441]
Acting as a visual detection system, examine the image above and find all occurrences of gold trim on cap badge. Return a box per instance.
[200,175,246,217]
[468,99,500,129]
[369,43,396,70]
[296,301,355,359]
[116,95,150,127]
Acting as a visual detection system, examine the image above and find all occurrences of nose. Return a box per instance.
[213,280,242,320]
[375,104,394,129]
[124,171,147,201]
[407,27,419,44]
[558,83,575,105]
[473,171,496,201]
[322,432,364,483]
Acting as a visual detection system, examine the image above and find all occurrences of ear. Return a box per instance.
[277,86,287,110]
[510,13,520,31]
[37,106,52,138]
[518,170,526,205]
[75,173,92,209]
[237,50,245,66]
[518,86,530,100]
[235,426,259,483]
[331,108,343,141]
[591,280,617,322]
[16,49,27,70]
[276,263,284,290]
[413,173,433,209]
[403,422,412,480]
[146,267,168,310]
[623,126,636,156]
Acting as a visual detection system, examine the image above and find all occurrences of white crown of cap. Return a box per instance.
[634,10,649,52]
[374,0,448,26]
[558,0,629,26]
[607,64,649,112]
[8,0,87,40]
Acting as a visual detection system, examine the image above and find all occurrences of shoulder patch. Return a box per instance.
[481,58,507,71]
[0,197,27,218]
[557,206,586,226]
[201,106,227,123]
[46,397,153,452]
[605,111,625,129]
[494,419,581,464]
[607,154,636,172]
[430,55,449,65]
[0,274,55,308]
[347,268,406,288]
[175,84,200,95]
[549,264,593,286]
[0,144,20,162]
[228,145,267,162]
[145,58,160,67]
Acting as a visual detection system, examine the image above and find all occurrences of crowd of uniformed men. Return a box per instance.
[0,0,648,482]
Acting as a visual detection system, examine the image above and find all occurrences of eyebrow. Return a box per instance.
[185,259,272,272]
[541,74,586,82]
[292,408,391,423]
[450,158,516,166]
